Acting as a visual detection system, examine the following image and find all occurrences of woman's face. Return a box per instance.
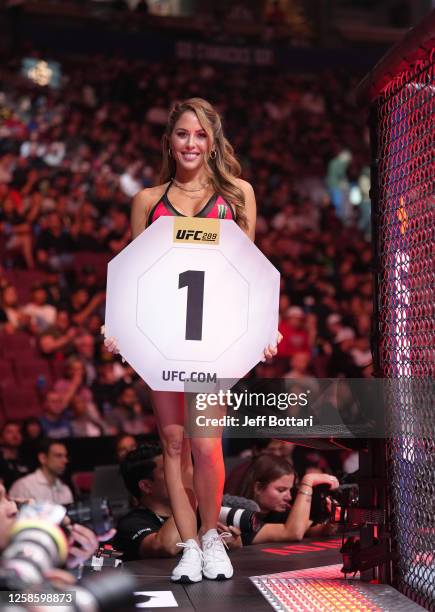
[255,473,295,513]
[170,111,210,172]
[3,286,18,306]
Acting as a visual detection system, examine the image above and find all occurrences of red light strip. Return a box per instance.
[262,539,342,556]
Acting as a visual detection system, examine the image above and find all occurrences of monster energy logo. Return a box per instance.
[217,204,227,219]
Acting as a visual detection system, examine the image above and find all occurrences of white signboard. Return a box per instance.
[105,217,279,391]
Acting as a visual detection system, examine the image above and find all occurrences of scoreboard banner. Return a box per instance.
[105,217,280,392]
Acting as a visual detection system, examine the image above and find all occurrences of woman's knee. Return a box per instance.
[191,439,222,465]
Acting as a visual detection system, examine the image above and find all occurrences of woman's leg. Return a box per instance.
[190,430,233,579]
[190,436,225,533]
[150,390,197,542]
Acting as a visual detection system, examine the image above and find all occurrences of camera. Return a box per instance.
[66,498,114,536]
[0,503,135,612]
[219,483,356,536]
[310,482,359,525]
[219,506,266,535]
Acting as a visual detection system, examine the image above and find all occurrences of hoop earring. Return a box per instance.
[168,148,172,157]
[210,149,217,159]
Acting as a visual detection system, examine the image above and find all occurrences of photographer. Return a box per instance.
[113,443,181,560]
[0,482,137,610]
[230,454,339,545]
[114,444,338,561]
[1,481,114,569]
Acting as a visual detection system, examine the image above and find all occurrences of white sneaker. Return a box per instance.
[201,529,233,580]
[171,539,203,583]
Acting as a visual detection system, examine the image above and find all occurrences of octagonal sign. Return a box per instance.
[105,216,279,391]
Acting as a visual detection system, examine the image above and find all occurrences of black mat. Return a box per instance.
[124,536,343,611]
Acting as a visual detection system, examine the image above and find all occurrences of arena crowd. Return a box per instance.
[0,50,371,514]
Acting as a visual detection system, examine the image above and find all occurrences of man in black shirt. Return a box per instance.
[114,443,242,562]
[113,443,180,560]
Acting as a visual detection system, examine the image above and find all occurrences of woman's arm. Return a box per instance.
[236,178,281,358]
[131,189,151,240]
[251,473,339,544]
[236,178,256,242]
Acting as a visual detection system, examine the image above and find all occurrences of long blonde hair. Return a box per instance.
[158,98,247,230]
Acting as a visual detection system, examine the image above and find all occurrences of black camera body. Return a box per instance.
[66,498,114,536]
[309,481,359,526]
[0,502,134,612]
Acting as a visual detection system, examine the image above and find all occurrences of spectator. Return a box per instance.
[91,361,127,415]
[39,309,77,359]
[39,390,73,439]
[107,386,155,435]
[77,266,103,298]
[277,306,311,366]
[0,284,28,332]
[0,193,35,268]
[101,206,130,255]
[22,284,57,334]
[73,331,97,386]
[72,217,102,252]
[0,421,30,489]
[283,351,319,395]
[326,149,352,221]
[70,396,106,437]
[119,161,143,198]
[325,312,345,342]
[53,359,112,435]
[329,327,361,377]
[9,439,73,504]
[69,288,105,328]
[20,417,45,471]
[115,434,138,462]
[35,212,75,271]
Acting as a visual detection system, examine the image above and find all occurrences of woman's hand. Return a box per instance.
[262,331,283,362]
[101,325,124,362]
[300,473,340,490]
[217,522,242,550]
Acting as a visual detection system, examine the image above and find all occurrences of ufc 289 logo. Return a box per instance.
[175,229,218,243]
[173,217,220,245]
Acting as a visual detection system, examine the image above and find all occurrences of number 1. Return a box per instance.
[178,270,205,341]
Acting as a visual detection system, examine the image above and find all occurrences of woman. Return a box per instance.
[103,98,279,583]
[234,453,339,545]
[0,284,28,333]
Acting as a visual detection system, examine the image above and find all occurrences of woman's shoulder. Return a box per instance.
[131,182,171,238]
[132,182,171,210]
[234,177,254,194]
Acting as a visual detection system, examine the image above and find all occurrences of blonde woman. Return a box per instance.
[103,98,280,582]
